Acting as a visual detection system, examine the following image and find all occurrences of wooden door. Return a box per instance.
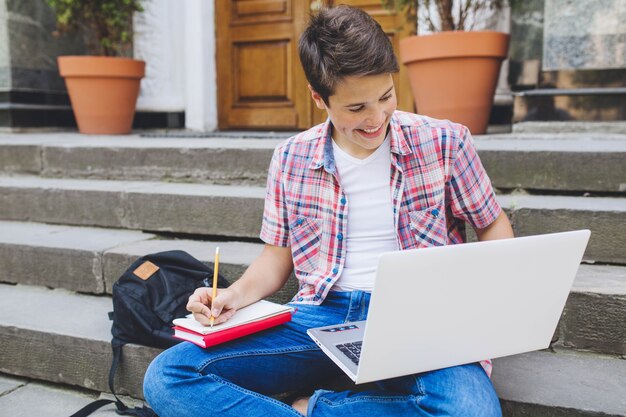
[216,1,312,130]
[216,0,412,131]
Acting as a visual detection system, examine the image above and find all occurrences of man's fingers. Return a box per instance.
[211,302,223,318]
[189,287,212,304]
[193,308,234,326]
[186,299,211,317]
[186,287,216,313]
[193,312,212,326]
[211,308,236,325]
[186,287,238,325]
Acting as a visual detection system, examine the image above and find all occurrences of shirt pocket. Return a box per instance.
[408,203,448,247]
[289,216,322,273]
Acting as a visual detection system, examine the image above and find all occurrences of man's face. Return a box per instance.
[310,74,397,159]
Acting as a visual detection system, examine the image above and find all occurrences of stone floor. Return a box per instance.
[0,373,146,417]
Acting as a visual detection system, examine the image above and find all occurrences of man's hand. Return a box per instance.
[185,244,293,327]
[186,287,240,326]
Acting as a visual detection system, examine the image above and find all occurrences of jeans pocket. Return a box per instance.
[408,203,447,247]
[289,216,321,273]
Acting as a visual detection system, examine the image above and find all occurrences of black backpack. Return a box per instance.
[70,250,229,417]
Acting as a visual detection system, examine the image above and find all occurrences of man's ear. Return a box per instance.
[308,85,327,110]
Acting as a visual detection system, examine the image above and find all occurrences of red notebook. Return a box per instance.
[172,300,294,348]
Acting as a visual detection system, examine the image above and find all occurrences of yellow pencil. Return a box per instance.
[210,247,220,327]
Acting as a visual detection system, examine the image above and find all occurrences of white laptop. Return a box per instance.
[307,230,591,384]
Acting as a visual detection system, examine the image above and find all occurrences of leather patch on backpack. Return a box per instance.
[134,261,160,280]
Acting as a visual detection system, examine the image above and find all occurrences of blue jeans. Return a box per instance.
[143,291,502,416]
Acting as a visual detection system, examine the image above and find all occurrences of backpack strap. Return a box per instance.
[108,341,129,412]
[68,341,157,417]
[108,341,158,416]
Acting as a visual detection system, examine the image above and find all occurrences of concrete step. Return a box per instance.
[1,284,624,416]
[1,132,625,193]
[0,175,266,239]
[492,350,626,417]
[0,221,155,294]
[558,264,626,356]
[0,220,299,304]
[0,284,154,399]
[513,121,626,134]
[475,133,626,193]
[0,133,279,186]
[498,194,626,264]
[0,221,624,355]
[1,176,624,263]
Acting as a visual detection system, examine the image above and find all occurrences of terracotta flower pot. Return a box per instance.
[399,31,509,134]
[58,56,146,134]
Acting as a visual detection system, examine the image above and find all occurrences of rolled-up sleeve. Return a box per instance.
[260,147,290,247]
[448,128,501,230]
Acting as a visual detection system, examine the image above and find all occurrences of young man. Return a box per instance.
[144,6,513,416]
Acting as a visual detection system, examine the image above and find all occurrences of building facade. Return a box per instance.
[1,0,624,131]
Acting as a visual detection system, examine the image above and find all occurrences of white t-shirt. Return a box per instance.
[331,135,399,292]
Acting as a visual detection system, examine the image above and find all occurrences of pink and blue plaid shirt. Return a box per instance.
[260,110,501,377]
[261,110,501,304]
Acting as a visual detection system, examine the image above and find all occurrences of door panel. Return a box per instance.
[234,0,290,18]
[236,41,289,102]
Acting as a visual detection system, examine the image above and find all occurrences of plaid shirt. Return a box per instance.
[260,110,501,305]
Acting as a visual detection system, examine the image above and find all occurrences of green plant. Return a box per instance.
[383,0,505,34]
[47,0,144,56]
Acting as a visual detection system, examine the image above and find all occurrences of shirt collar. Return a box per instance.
[309,112,413,172]
[389,112,412,156]
[309,118,335,173]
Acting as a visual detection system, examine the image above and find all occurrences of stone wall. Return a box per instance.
[543,0,626,71]
[1,0,85,92]
[509,0,626,122]
[0,0,184,129]
[508,0,544,88]
[0,0,9,89]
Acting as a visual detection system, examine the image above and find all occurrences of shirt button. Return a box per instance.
[332,267,339,274]
[341,197,347,205]
[297,218,304,225]
[431,208,440,217]
[337,233,343,241]
[298,297,303,301]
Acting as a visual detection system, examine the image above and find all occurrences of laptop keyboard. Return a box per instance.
[336,341,363,365]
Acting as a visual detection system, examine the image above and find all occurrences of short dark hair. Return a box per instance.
[298,5,399,104]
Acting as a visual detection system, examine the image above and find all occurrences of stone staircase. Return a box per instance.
[0,128,624,416]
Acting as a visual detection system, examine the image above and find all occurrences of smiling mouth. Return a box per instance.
[356,125,384,139]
